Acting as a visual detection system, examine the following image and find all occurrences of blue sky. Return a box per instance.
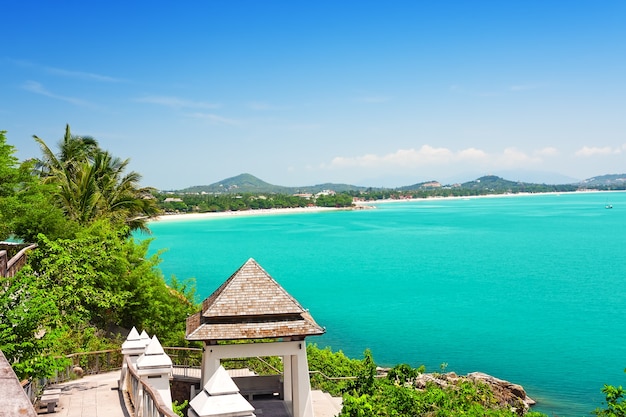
[2,1,625,189]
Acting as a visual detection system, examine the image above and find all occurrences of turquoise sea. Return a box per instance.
[143,191,626,416]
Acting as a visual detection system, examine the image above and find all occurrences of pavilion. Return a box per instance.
[186,258,325,417]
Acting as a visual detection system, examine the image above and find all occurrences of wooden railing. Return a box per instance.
[0,243,37,277]
[25,346,355,415]
[50,349,124,384]
[122,356,178,417]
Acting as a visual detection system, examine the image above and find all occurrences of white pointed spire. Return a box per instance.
[140,330,151,346]
[136,336,172,369]
[189,366,255,417]
[204,366,240,395]
[122,326,147,355]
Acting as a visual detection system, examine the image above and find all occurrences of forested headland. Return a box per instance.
[1,127,623,416]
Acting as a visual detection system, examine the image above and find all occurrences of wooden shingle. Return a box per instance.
[186,258,325,341]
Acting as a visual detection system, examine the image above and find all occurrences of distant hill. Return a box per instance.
[172,173,626,194]
[579,174,626,187]
[461,175,526,190]
[178,173,369,194]
[396,180,442,191]
[181,173,289,194]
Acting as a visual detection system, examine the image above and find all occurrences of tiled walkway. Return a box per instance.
[37,372,128,417]
[38,371,342,417]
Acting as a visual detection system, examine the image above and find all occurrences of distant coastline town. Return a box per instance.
[154,173,626,219]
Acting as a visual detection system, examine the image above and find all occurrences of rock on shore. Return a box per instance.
[410,371,536,414]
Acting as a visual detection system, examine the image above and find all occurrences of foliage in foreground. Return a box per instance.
[33,124,159,234]
[307,346,548,417]
[594,369,626,416]
[1,129,624,416]
[0,129,198,380]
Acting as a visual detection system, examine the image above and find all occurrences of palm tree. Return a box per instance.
[33,124,99,178]
[33,125,159,233]
[90,150,159,233]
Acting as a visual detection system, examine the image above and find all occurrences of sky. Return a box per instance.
[2,1,625,190]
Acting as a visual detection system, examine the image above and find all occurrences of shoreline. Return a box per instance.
[356,189,623,205]
[153,189,623,222]
[152,206,346,222]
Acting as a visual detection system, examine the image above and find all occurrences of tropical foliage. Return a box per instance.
[157,191,354,214]
[0,265,68,379]
[333,350,548,417]
[0,128,621,415]
[594,370,626,416]
[308,345,544,416]
[0,128,197,380]
[33,124,159,233]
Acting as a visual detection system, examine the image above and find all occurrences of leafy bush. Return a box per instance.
[307,344,363,396]
[594,370,626,416]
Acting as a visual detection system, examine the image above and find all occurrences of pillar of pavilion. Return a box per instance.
[186,258,325,417]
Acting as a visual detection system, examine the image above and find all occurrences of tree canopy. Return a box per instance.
[33,124,159,234]
[0,128,197,380]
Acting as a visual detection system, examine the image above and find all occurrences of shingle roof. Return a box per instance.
[186,258,325,341]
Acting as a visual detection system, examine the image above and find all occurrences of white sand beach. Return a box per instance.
[153,206,346,222]
[355,190,604,206]
[153,190,618,222]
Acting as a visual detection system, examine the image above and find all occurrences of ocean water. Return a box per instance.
[142,191,626,416]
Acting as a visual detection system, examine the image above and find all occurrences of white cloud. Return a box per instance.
[535,147,559,157]
[326,145,557,172]
[21,80,92,107]
[575,146,619,157]
[330,145,493,169]
[329,146,458,169]
[458,147,488,160]
[501,147,536,164]
[135,95,220,109]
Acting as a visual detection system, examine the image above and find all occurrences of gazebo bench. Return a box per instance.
[233,375,283,401]
[39,388,61,413]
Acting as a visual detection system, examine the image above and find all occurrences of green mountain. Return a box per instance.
[179,173,368,194]
[580,174,626,187]
[180,173,288,194]
[461,175,525,190]
[174,173,626,195]
[457,175,582,193]
[397,180,442,191]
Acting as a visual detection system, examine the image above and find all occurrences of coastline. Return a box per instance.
[153,190,622,222]
[355,189,622,206]
[152,206,346,222]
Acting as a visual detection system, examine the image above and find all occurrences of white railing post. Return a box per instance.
[120,327,148,391]
[136,336,174,411]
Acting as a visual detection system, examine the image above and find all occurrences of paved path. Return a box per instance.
[38,372,128,417]
[38,371,342,417]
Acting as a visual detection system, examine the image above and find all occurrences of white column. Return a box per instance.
[136,336,174,411]
[120,327,147,391]
[293,346,314,417]
[201,343,222,387]
[198,340,314,417]
[283,354,293,408]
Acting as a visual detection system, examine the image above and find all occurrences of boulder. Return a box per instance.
[467,372,536,413]
[72,366,84,377]
[409,371,535,415]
